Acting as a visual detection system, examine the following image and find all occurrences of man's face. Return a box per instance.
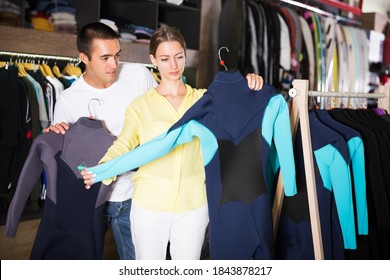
[81,38,121,89]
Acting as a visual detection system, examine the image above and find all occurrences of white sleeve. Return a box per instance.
[53,95,74,125]
[120,62,158,92]
[136,63,158,91]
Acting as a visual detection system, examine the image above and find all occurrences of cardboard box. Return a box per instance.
[362,12,390,33]
[368,30,385,63]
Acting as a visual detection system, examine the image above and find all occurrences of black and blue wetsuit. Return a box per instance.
[83,71,297,260]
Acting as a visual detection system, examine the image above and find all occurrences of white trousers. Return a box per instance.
[130,202,209,260]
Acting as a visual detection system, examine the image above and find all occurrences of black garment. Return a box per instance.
[0,66,30,205]
[219,0,244,71]
[20,77,40,139]
[0,66,21,194]
[248,0,265,76]
[263,2,280,87]
[329,109,390,259]
[26,70,50,121]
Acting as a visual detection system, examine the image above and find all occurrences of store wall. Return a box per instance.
[362,0,390,16]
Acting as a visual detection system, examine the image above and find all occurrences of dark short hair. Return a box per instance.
[77,22,119,59]
[149,25,186,57]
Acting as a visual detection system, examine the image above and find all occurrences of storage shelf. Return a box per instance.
[0,25,206,87]
[0,26,201,68]
[100,0,201,50]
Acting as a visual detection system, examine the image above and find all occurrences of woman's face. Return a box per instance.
[150,40,186,82]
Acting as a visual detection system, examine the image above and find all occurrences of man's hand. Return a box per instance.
[246,73,264,90]
[42,122,70,134]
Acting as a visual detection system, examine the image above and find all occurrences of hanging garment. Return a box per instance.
[314,109,370,259]
[167,71,296,260]
[246,3,259,74]
[5,117,116,260]
[263,2,281,86]
[283,6,302,74]
[276,112,357,259]
[0,66,30,200]
[276,5,297,91]
[247,0,265,76]
[218,0,244,71]
[329,109,390,259]
[84,71,297,260]
[25,73,49,129]
[20,76,40,139]
[314,109,368,236]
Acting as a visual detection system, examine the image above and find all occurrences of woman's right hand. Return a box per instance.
[42,122,70,134]
[80,168,96,190]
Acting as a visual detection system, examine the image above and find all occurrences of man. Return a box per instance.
[45,22,157,260]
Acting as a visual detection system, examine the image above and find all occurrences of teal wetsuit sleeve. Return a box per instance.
[78,120,218,184]
[347,137,368,235]
[314,145,357,249]
[262,94,297,196]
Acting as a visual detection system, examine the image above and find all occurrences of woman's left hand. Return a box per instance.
[246,73,264,90]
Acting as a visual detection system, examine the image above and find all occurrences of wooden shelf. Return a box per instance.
[0,26,201,68]
[0,26,79,58]
[0,25,206,87]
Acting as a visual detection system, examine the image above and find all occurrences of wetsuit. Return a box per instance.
[276,112,358,259]
[83,71,297,259]
[5,117,115,259]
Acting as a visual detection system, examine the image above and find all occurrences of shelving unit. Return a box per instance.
[100,0,201,50]
[0,0,206,87]
[7,0,201,50]
[0,25,203,85]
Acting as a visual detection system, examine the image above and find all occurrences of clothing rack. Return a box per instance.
[0,51,79,64]
[0,51,157,70]
[279,0,361,26]
[272,79,390,260]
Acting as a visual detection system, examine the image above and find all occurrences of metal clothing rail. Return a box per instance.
[0,51,156,69]
[280,0,361,26]
[299,91,385,99]
[0,51,79,63]
[272,79,390,260]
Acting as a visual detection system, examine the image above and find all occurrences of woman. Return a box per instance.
[81,25,263,260]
